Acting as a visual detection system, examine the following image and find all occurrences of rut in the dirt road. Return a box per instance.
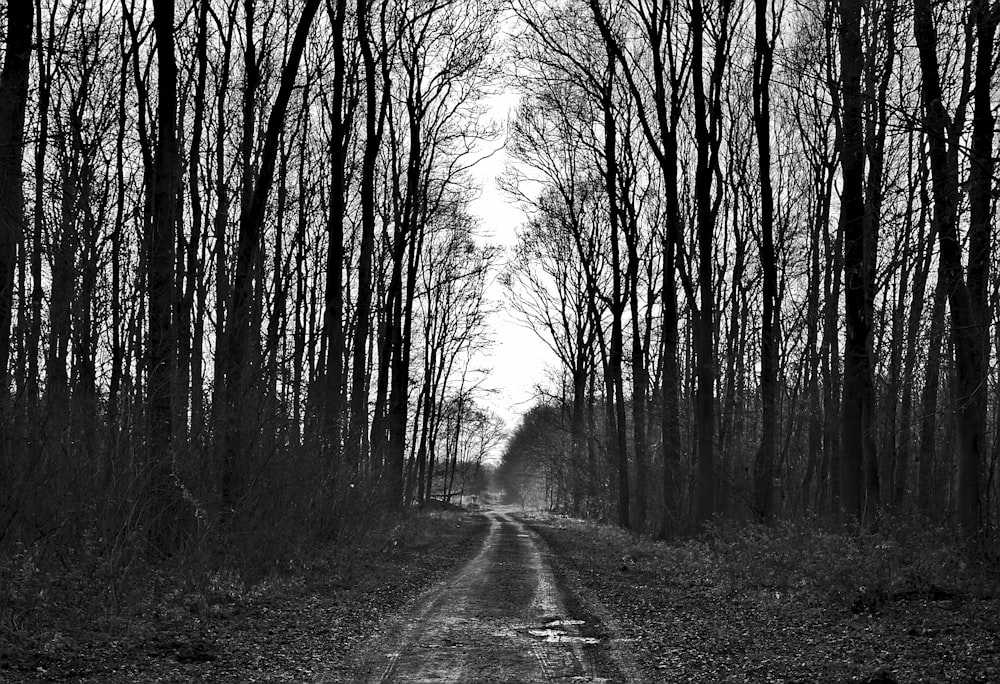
[348,509,615,683]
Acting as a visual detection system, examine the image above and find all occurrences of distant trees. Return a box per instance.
[500,0,1000,545]
[498,401,581,510]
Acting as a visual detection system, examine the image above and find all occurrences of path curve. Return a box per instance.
[349,508,613,683]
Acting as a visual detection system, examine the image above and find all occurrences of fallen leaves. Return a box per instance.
[0,512,490,683]
[525,515,1000,683]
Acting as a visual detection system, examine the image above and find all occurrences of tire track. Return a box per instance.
[346,508,614,683]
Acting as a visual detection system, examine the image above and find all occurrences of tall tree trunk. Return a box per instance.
[913,0,990,539]
[109,15,129,455]
[690,0,730,526]
[48,156,75,410]
[28,0,48,407]
[383,98,425,507]
[0,0,31,397]
[627,232,648,530]
[384,223,418,507]
[212,11,234,465]
[752,0,778,523]
[599,53,630,530]
[322,0,349,461]
[184,0,210,444]
[918,275,947,515]
[661,223,681,536]
[350,0,390,467]
[804,145,829,510]
[862,0,896,514]
[291,127,310,447]
[223,0,322,508]
[149,0,181,551]
[837,0,876,524]
[823,171,842,519]
[963,0,997,538]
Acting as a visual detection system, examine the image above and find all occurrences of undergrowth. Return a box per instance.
[702,517,999,610]
[0,508,474,655]
[550,513,999,611]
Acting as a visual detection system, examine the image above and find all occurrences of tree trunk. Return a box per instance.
[962,0,997,538]
[28,0,47,407]
[690,0,730,527]
[600,53,631,530]
[918,275,947,515]
[349,0,390,467]
[627,230,648,531]
[837,0,876,524]
[913,0,990,539]
[223,0,321,508]
[895,129,932,509]
[322,0,349,462]
[661,170,681,536]
[184,0,210,444]
[751,0,778,523]
[0,0,31,395]
[149,0,181,551]
[212,11,234,465]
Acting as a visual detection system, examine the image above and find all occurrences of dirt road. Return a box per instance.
[349,509,619,683]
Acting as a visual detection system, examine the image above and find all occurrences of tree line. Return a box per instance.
[0,0,504,563]
[498,0,999,544]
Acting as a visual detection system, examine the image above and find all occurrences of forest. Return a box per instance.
[1,0,507,563]
[497,0,1000,543]
[0,0,998,678]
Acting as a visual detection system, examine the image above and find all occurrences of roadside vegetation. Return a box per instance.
[528,513,1000,683]
[0,511,488,682]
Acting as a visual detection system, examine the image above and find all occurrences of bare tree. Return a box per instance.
[689,0,734,527]
[222,0,321,508]
[147,0,183,550]
[912,0,996,539]
[750,0,781,522]
[0,0,32,401]
[836,0,878,524]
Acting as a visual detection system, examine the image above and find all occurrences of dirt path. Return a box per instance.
[348,508,617,683]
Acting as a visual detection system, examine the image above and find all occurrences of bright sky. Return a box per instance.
[468,91,552,445]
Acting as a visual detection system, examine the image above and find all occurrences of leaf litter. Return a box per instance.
[0,511,490,682]
[522,514,1000,683]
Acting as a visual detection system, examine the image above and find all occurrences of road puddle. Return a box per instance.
[528,626,600,645]
[544,619,586,627]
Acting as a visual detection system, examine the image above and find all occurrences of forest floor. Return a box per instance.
[3,507,999,683]
[523,512,1000,683]
[0,510,490,682]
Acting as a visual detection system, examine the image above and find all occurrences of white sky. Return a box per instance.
[468,91,552,445]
